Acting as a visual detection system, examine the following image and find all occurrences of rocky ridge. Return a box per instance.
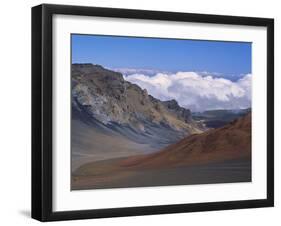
[72,63,204,146]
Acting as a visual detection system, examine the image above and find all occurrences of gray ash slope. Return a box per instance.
[72,63,204,150]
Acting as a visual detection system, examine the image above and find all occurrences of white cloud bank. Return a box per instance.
[112,68,168,76]
[124,72,251,112]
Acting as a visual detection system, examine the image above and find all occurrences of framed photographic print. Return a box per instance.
[32,4,274,221]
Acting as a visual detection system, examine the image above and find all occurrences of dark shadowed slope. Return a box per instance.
[192,108,251,128]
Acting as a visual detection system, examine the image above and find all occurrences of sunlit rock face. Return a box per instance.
[72,63,204,146]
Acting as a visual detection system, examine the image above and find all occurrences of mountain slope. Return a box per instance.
[120,112,251,168]
[71,63,205,170]
[72,63,204,147]
[72,113,251,189]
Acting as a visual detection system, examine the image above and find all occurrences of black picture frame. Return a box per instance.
[32,3,274,222]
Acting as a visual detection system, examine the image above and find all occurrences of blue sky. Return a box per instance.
[72,34,251,79]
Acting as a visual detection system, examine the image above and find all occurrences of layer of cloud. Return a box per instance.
[112,68,168,77]
[124,72,251,112]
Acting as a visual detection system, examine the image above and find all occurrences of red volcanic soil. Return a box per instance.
[72,113,251,189]
[120,112,251,169]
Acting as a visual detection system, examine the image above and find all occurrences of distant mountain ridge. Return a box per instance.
[72,63,204,147]
[192,108,251,128]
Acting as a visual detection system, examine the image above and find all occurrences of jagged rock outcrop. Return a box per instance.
[162,99,192,123]
[72,63,204,146]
